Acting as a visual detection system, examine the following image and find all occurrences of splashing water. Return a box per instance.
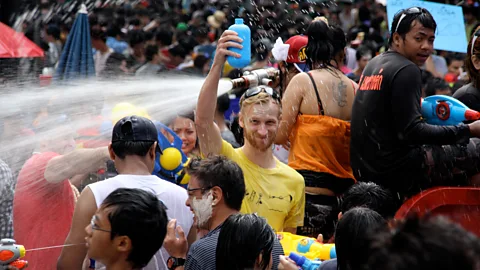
[0,76,233,176]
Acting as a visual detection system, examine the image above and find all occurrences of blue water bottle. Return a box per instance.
[227,18,251,68]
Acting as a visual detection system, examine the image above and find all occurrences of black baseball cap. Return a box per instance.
[112,115,162,154]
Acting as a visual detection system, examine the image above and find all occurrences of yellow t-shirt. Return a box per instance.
[221,140,306,232]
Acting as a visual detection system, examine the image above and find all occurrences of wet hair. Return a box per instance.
[340,182,397,218]
[388,8,437,46]
[364,214,480,270]
[305,19,334,70]
[216,214,275,270]
[425,77,449,97]
[465,26,480,88]
[336,207,386,270]
[111,141,155,159]
[155,29,173,47]
[145,44,159,62]
[239,92,281,113]
[330,25,347,59]
[186,155,245,211]
[101,188,168,269]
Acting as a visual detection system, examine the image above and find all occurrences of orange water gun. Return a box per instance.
[0,239,27,270]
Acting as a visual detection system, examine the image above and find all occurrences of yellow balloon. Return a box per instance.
[160,147,182,171]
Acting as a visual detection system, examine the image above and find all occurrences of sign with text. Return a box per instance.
[387,0,467,53]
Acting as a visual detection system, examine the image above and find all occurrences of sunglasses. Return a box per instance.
[394,7,425,33]
[472,29,480,56]
[244,86,282,103]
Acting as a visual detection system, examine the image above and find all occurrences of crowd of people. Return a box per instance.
[1,0,480,270]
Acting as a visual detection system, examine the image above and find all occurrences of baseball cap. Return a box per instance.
[112,115,162,154]
[285,35,309,72]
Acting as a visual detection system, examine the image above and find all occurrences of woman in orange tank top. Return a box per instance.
[275,19,357,238]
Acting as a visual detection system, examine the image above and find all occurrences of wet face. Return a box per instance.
[395,20,435,66]
[448,60,463,77]
[240,101,280,152]
[185,176,213,230]
[85,208,118,265]
[170,117,197,155]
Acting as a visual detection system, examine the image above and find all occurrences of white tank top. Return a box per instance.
[88,174,193,270]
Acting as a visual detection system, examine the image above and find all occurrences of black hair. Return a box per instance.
[216,93,230,114]
[111,141,155,159]
[144,31,154,42]
[306,19,334,70]
[155,29,173,47]
[107,26,122,38]
[330,25,347,58]
[186,155,245,210]
[340,182,397,218]
[46,24,61,40]
[145,44,159,62]
[130,18,141,26]
[355,46,372,61]
[425,77,449,97]
[101,188,168,269]
[388,7,437,46]
[445,53,464,66]
[336,207,386,270]
[365,214,480,270]
[169,45,188,59]
[193,54,209,69]
[216,214,275,270]
[91,29,107,43]
[128,30,145,47]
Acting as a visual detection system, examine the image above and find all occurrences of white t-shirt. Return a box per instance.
[88,174,193,270]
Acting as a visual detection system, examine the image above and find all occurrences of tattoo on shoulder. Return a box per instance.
[333,80,348,107]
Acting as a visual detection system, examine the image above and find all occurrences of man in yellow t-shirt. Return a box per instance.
[195,30,305,233]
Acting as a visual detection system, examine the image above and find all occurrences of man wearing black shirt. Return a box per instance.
[351,7,480,198]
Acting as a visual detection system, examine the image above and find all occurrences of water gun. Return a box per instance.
[277,232,336,261]
[230,68,280,91]
[153,122,191,186]
[0,239,27,270]
[421,95,480,126]
[289,253,321,270]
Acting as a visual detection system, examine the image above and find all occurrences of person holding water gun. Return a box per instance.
[351,7,480,201]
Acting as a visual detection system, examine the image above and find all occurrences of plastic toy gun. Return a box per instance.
[277,232,336,261]
[289,253,322,270]
[153,122,191,186]
[0,239,27,270]
[421,95,480,126]
[230,68,280,90]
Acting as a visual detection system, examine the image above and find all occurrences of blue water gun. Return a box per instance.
[421,95,480,126]
[153,122,191,186]
[289,252,322,270]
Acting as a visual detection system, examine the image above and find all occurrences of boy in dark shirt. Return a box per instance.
[351,7,480,198]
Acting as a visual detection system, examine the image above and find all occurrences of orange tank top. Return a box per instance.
[288,114,354,180]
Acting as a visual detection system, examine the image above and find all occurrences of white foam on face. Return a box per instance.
[191,192,214,229]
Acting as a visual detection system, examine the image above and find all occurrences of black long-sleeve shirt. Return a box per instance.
[350,51,470,185]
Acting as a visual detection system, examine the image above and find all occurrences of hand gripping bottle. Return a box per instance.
[227,18,251,69]
[289,252,322,270]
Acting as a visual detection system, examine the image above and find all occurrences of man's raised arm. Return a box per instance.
[195,30,242,156]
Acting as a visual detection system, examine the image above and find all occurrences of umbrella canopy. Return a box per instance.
[55,4,95,81]
[0,22,44,58]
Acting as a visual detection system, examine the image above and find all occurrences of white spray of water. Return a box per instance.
[0,76,233,176]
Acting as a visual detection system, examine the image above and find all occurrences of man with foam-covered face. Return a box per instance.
[163,156,285,270]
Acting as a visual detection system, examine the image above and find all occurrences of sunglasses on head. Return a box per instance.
[472,29,480,56]
[394,7,425,33]
[244,86,282,103]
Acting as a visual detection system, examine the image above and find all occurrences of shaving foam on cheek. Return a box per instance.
[191,192,214,227]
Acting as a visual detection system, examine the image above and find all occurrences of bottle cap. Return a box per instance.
[289,253,306,266]
[235,18,244,24]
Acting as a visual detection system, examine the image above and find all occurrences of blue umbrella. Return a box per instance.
[55,4,95,81]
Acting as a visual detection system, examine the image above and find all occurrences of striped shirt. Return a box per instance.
[184,224,284,270]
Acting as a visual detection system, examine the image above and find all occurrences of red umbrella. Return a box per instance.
[0,22,44,58]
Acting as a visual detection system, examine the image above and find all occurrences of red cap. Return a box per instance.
[285,35,308,64]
